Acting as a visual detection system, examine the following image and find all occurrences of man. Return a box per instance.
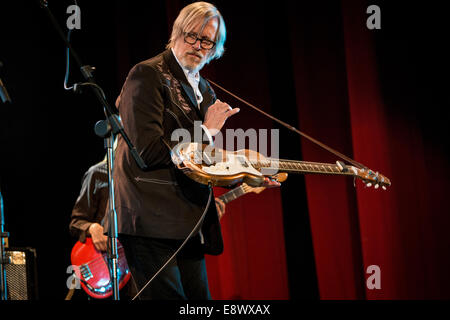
[103,2,234,300]
[106,2,276,300]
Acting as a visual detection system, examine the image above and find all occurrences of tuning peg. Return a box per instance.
[366,182,372,188]
[382,186,387,190]
[375,184,379,189]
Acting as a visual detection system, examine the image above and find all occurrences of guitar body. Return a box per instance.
[71,238,131,299]
[172,142,268,187]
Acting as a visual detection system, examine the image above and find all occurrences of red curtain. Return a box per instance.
[285,1,450,299]
[205,186,289,300]
[342,1,450,299]
[341,1,399,299]
[287,1,365,299]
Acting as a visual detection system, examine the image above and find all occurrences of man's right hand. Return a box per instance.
[203,99,240,135]
[88,223,108,252]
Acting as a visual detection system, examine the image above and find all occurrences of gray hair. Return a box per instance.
[166,2,226,62]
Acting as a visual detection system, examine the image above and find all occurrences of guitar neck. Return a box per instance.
[251,159,356,176]
[219,185,247,204]
[217,160,358,204]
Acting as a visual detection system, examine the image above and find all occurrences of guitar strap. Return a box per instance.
[206,78,367,170]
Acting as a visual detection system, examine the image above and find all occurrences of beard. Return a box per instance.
[182,51,207,72]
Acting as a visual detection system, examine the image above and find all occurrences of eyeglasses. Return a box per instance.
[183,32,216,50]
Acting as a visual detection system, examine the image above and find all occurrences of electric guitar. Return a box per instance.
[171,142,391,189]
[70,238,131,299]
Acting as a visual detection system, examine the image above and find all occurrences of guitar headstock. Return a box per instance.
[355,166,391,190]
[335,161,391,190]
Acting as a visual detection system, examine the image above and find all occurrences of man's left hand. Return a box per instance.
[261,177,281,188]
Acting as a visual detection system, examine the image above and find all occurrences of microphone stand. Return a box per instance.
[38,0,147,300]
[1,61,11,300]
[0,186,9,300]
[94,117,121,300]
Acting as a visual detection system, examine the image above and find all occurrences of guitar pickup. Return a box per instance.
[237,156,249,168]
[80,264,93,281]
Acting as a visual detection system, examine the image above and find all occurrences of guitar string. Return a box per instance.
[249,157,344,167]
[247,157,353,174]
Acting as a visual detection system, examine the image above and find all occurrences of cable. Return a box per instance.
[63,29,74,90]
[131,182,214,301]
[73,82,107,100]
[63,0,79,91]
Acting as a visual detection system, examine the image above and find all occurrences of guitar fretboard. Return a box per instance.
[251,159,355,176]
[219,185,246,204]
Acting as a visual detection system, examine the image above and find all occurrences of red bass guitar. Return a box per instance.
[70,238,131,299]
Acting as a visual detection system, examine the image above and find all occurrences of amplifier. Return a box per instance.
[4,247,38,300]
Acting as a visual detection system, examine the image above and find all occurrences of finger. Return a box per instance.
[93,242,102,252]
[215,199,223,210]
[263,177,281,188]
[215,199,225,212]
[226,108,240,117]
[99,242,108,252]
[268,180,281,187]
[217,206,224,220]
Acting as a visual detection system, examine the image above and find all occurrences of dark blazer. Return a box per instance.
[105,49,223,255]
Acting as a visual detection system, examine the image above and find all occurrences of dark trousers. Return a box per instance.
[119,233,211,300]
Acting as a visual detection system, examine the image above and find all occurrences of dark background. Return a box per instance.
[0,0,449,301]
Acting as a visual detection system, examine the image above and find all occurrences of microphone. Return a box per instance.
[0,61,12,104]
